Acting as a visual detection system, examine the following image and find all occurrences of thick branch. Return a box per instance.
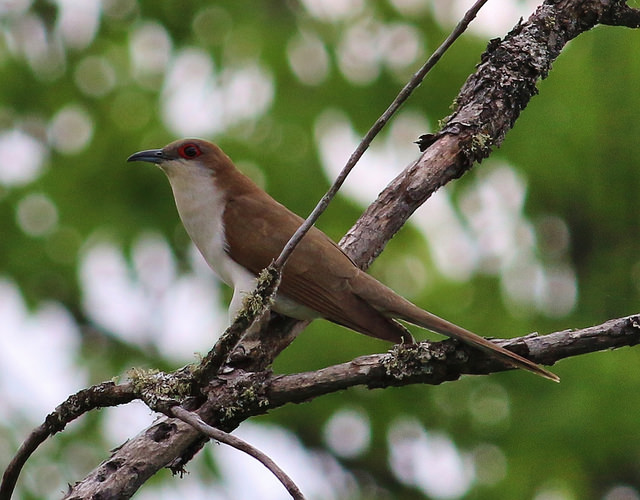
[266,314,640,404]
[59,313,640,499]
[341,0,635,267]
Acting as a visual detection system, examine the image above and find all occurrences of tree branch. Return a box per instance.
[53,313,640,499]
[266,313,640,404]
[0,382,136,500]
[341,0,639,267]
[170,406,305,500]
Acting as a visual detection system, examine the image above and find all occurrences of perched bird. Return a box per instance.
[128,138,558,382]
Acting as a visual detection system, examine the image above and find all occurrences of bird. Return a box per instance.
[128,138,559,382]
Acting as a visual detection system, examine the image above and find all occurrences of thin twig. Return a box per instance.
[171,406,305,500]
[273,0,491,270]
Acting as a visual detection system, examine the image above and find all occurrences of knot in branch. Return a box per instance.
[128,368,196,414]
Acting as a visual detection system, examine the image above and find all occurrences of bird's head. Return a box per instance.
[127,138,231,178]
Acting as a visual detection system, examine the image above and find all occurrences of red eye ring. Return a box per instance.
[178,143,202,159]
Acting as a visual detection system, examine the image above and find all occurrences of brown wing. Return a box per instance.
[222,192,410,343]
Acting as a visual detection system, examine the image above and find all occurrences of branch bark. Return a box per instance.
[47,0,640,498]
[341,0,628,267]
[60,313,640,499]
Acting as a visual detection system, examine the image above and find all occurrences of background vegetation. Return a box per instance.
[1,1,640,499]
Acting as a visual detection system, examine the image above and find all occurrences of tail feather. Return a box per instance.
[403,307,560,382]
[352,272,559,382]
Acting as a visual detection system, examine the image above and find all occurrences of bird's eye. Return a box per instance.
[178,143,202,159]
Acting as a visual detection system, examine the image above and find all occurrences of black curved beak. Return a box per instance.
[127,148,165,164]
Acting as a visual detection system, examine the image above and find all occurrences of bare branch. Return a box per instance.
[273,0,491,271]
[600,2,640,27]
[341,0,629,267]
[266,314,640,405]
[53,310,640,499]
[171,406,305,500]
[61,419,201,500]
[0,382,136,500]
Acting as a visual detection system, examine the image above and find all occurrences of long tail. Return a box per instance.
[353,273,559,382]
[400,306,559,382]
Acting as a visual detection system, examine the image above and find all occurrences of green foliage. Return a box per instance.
[1,2,640,499]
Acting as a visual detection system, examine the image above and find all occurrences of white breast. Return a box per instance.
[162,164,319,322]
[164,167,257,318]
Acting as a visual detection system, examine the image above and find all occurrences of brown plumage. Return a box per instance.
[128,138,559,382]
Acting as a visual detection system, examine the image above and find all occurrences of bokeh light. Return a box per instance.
[323,407,371,458]
[16,192,58,237]
[0,129,47,186]
[388,418,474,499]
[48,105,94,154]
